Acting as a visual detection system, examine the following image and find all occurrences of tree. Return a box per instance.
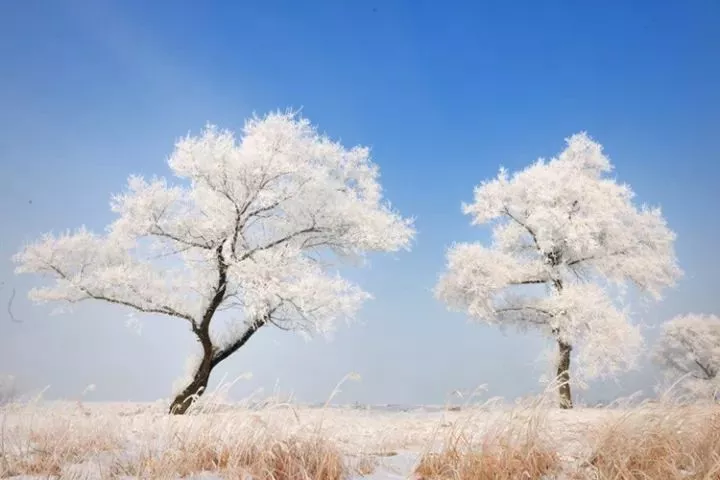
[14,111,415,414]
[654,313,720,399]
[434,133,681,408]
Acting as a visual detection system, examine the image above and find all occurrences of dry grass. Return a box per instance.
[111,434,346,479]
[415,397,561,479]
[3,390,720,479]
[415,435,559,479]
[587,403,720,479]
[1,410,122,477]
[1,401,348,479]
[348,454,378,477]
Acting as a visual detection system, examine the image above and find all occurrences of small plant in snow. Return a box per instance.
[654,313,720,400]
[435,133,681,408]
[14,111,415,414]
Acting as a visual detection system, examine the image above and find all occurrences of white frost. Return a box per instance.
[436,132,681,385]
[654,313,720,399]
[14,111,415,395]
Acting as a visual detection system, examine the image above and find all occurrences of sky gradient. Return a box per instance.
[1,0,719,406]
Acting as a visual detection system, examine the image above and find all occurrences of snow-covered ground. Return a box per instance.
[0,399,712,479]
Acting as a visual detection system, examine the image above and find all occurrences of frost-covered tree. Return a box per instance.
[654,314,720,399]
[435,133,681,408]
[14,112,415,414]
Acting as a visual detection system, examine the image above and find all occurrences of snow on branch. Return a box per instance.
[436,132,680,383]
[654,313,720,398]
[14,227,198,323]
[15,111,415,342]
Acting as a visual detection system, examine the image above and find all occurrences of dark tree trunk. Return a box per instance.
[557,339,573,409]
[169,245,228,415]
[168,316,266,415]
[169,348,214,415]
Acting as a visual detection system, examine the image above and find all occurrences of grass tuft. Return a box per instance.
[587,403,720,479]
[415,395,561,479]
[4,387,720,479]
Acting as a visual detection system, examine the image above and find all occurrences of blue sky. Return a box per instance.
[1,0,718,406]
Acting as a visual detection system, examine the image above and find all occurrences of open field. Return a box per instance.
[2,393,720,480]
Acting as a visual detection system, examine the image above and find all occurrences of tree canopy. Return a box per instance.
[435,133,681,403]
[15,111,415,413]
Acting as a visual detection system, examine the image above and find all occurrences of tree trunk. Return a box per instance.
[168,317,266,415]
[556,339,573,409]
[169,352,214,415]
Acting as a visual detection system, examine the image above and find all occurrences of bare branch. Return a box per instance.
[508,278,548,286]
[7,287,20,323]
[695,359,716,380]
[1,282,21,323]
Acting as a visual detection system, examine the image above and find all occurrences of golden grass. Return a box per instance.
[587,404,720,479]
[1,413,122,477]
[415,397,561,479]
[1,406,348,479]
[348,454,378,477]
[110,434,346,479]
[4,391,720,479]
[415,436,559,479]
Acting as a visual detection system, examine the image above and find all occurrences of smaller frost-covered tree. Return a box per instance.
[435,133,681,408]
[654,314,720,400]
[14,111,415,414]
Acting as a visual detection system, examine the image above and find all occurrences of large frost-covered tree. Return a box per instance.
[14,111,415,414]
[435,133,681,408]
[654,314,720,399]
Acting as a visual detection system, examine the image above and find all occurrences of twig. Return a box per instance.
[7,288,20,323]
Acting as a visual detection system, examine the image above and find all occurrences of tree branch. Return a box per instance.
[199,245,229,334]
[496,306,553,315]
[149,226,215,250]
[46,265,197,328]
[667,335,717,381]
[508,279,548,286]
[566,249,629,267]
[6,286,20,323]
[502,208,541,252]
[211,315,269,368]
[495,305,554,323]
[146,206,216,250]
[694,360,716,380]
[238,225,321,262]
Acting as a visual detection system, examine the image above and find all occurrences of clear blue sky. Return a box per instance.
[1,0,718,406]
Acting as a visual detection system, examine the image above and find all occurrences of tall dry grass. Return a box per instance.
[412,383,720,480]
[1,398,352,479]
[586,402,720,479]
[3,378,720,479]
[0,376,361,479]
[414,392,562,479]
